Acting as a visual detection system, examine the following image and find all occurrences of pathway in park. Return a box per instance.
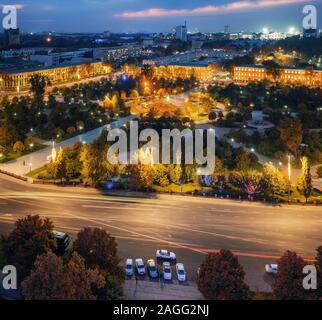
[0,116,135,177]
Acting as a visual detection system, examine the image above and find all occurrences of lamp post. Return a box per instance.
[287,154,291,204]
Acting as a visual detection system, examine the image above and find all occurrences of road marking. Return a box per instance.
[82,205,153,211]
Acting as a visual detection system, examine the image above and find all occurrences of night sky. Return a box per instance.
[2,0,322,33]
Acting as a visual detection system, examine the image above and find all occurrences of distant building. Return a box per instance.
[143,38,154,47]
[303,28,319,38]
[103,30,111,38]
[260,32,286,40]
[233,65,322,86]
[0,61,112,92]
[30,50,92,67]
[4,28,21,47]
[176,23,188,42]
[191,40,203,50]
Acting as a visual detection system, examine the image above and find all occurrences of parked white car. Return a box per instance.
[176,263,186,282]
[135,258,146,276]
[125,259,133,277]
[156,249,176,261]
[265,264,278,274]
[162,262,172,280]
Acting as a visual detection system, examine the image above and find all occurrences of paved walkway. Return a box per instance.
[124,279,204,300]
[0,116,134,176]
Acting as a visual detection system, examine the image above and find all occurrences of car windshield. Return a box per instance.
[178,270,185,275]
[164,268,171,273]
[150,266,156,271]
[126,265,132,269]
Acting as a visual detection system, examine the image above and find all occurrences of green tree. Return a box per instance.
[317,166,322,179]
[197,250,250,300]
[297,156,313,203]
[80,139,108,187]
[55,148,67,182]
[1,215,56,281]
[279,118,303,158]
[167,164,182,184]
[29,74,50,107]
[0,122,17,146]
[235,150,251,172]
[262,162,287,197]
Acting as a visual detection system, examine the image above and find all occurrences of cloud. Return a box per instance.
[0,3,24,9]
[115,0,309,18]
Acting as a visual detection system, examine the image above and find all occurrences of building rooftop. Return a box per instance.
[0,59,103,74]
[236,64,322,71]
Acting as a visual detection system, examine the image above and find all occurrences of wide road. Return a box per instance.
[0,173,321,292]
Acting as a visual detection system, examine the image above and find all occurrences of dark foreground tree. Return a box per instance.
[73,228,124,300]
[272,251,313,300]
[21,251,105,300]
[29,74,50,107]
[197,249,250,300]
[1,215,56,281]
[315,246,322,298]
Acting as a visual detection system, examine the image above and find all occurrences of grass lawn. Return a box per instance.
[190,114,210,122]
[26,165,50,179]
[153,183,212,193]
[0,145,46,164]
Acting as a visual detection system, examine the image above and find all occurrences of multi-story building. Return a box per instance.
[4,28,21,47]
[30,50,92,66]
[176,24,188,42]
[233,65,322,86]
[0,61,112,92]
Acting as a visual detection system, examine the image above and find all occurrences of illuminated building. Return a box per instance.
[233,65,322,86]
[0,61,112,92]
[125,62,218,82]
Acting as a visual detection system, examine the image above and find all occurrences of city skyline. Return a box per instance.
[3,0,322,33]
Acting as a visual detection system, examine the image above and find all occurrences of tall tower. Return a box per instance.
[224,25,231,34]
[176,23,188,42]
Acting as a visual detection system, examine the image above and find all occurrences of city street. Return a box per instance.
[0,173,321,293]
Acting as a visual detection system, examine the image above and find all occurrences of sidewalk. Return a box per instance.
[124,279,204,300]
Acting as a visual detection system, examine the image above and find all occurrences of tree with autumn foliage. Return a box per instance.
[72,228,123,300]
[80,138,108,187]
[125,164,154,191]
[21,251,105,300]
[197,249,250,300]
[279,118,303,158]
[1,215,57,281]
[272,250,313,300]
[297,156,313,203]
[315,246,322,298]
[262,162,287,198]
